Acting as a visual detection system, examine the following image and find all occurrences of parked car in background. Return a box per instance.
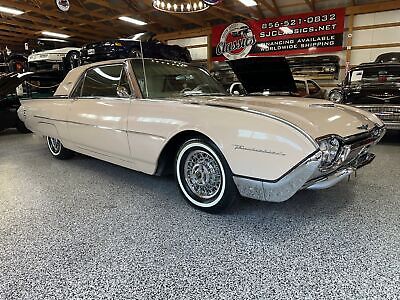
[0,50,28,75]
[294,77,327,99]
[18,57,385,212]
[28,47,80,97]
[80,32,191,64]
[287,55,340,80]
[328,62,400,130]
[375,52,400,63]
[0,72,32,133]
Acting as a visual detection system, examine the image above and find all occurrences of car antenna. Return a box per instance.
[139,39,149,98]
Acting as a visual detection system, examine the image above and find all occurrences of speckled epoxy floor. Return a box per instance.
[0,130,399,299]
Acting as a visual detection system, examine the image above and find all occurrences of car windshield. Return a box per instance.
[349,66,400,85]
[130,59,227,98]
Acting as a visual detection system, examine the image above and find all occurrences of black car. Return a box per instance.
[328,62,400,130]
[0,72,32,133]
[0,50,28,75]
[375,52,400,63]
[80,32,191,64]
[286,55,340,80]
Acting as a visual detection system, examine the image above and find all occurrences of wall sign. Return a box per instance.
[212,8,345,61]
[55,0,70,12]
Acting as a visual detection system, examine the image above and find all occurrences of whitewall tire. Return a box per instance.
[175,138,237,212]
[46,137,73,160]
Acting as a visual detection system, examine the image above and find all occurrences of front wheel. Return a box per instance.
[46,137,73,159]
[175,138,237,213]
[329,89,343,103]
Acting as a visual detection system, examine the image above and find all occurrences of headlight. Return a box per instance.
[318,136,341,169]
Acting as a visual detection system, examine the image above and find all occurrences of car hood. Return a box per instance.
[182,95,383,139]
[227,57,297,93]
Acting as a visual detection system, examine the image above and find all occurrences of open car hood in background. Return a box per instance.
[227,57,297,93]
[0,72,33,99]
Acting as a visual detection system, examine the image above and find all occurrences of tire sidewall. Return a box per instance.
[176,139,229,209]
[47,136,62,156]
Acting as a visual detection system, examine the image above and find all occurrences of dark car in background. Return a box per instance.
[0,50,28,75]
[286,55,340,80]
[0,72,32,133]
[375,52,400,63]
[80,32,191,64]
[328,62,400,130]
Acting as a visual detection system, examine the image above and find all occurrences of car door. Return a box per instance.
[68,63,132,160]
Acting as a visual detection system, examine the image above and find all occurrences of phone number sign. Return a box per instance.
[211,8,345,61]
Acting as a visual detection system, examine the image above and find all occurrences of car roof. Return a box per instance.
[353,62,400,70]
[54,58,192,97]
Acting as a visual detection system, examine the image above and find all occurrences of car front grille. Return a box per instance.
[356,106,400,122]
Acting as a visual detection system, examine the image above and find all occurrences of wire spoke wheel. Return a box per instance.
[183,150,222,200]
[47,137,61,155]
[176,139,237,212]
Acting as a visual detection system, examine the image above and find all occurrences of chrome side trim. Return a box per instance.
[34,115,165,138]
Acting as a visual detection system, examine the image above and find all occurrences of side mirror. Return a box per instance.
[229,82,245,96]
[116,85,130,98]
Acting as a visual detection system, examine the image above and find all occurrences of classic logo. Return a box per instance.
[216,22,256,60]
[55,0,70,12]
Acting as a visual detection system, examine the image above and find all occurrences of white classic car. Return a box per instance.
[18,57,385,212]
[28,47,80,72]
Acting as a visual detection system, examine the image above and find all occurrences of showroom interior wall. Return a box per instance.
[166,1,400,88]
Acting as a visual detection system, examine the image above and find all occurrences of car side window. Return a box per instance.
[295,80,307,97]
[81,64,123,97]
[307,80,320,94]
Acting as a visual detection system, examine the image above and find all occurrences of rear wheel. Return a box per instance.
[175,138,237,213]
[46,137,73,159]
[65,51,80,71]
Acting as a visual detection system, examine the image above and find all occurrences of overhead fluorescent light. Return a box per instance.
[42,31,70,39]
[0,5,24,15]
[237,0,257,7]
[38,38,69,43]
[118,16,147,26]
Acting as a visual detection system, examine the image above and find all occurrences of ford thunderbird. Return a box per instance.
[18,57,385,212]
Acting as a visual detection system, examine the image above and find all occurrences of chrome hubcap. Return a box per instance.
[48,137,61,154]
[184,150,222,200]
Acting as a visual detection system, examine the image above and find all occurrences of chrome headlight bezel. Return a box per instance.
[317,135,343,170]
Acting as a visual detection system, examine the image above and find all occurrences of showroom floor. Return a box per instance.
[0,130,399,299]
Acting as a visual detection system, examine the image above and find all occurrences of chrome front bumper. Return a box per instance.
[304,152,375,190]
[233,127,383,202]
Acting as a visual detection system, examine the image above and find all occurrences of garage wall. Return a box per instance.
[167,6,400,85]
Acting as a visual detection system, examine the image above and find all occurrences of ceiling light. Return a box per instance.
[152,1,210,13]
[38,38,69,43]
[42,31,70,39]
[118,16,147,26]
[237,0,257,7]
[0,5,24,15]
